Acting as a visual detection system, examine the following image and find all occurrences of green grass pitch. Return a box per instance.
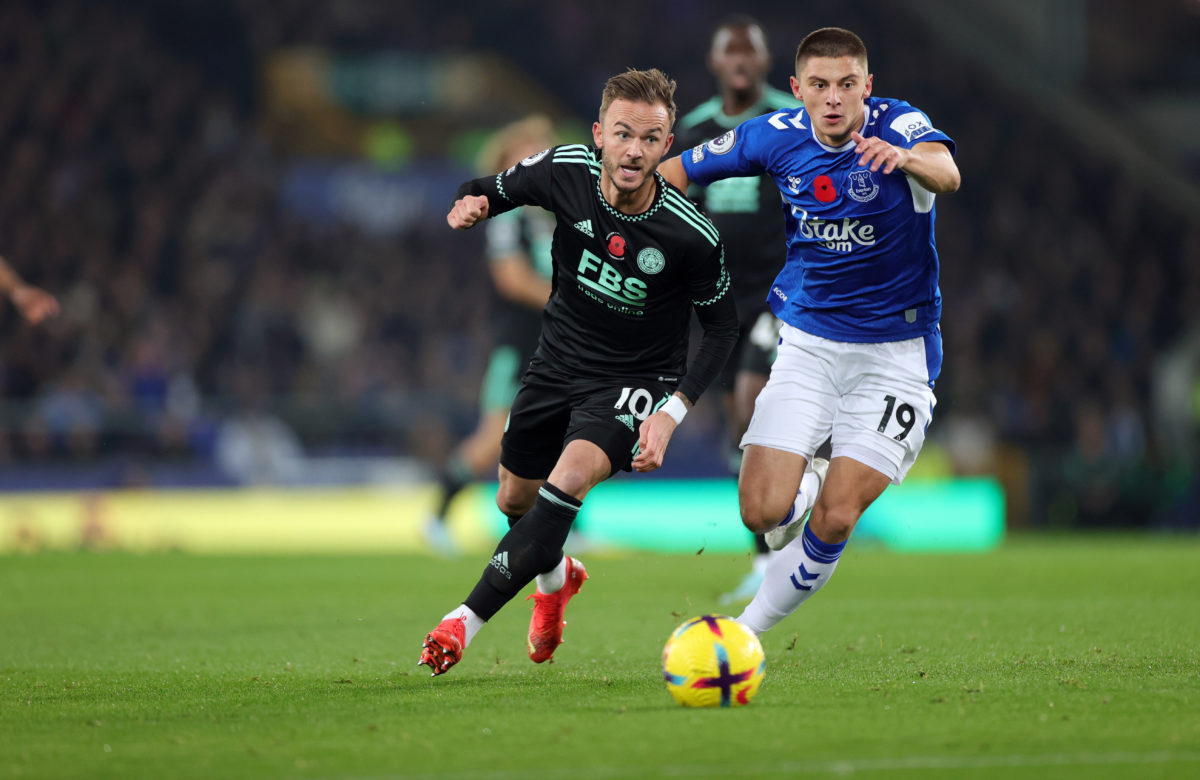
[3,537,1199,778]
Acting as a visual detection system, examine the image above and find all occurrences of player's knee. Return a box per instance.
[738,491,787,534]
[495,486,534,523]
[544,463,604,501]
[808,503,860,544]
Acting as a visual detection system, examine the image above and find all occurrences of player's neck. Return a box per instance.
[600,174,658,215]
[814,130,852,148]
[813,112,866,149]
[721,86,763,118]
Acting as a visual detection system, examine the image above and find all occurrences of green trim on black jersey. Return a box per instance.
[595,173,666,223]
[494,171,512,203]
[677,87,801,132]
[692,261,731,307]
[553,145,667,223]
[552,144,597,167]
[553,145,718,246]
[662,189,719,246]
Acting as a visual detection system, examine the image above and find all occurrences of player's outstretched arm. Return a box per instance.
[657,156,690,192]
[446,194,490,230]
[0,255,59,324]
[850,133,960,194]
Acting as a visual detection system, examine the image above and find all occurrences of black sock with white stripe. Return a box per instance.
[464,483,581,621]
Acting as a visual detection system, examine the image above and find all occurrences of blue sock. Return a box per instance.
[802,523,845,564]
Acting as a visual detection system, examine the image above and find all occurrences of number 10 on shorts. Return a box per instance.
[614,387,656,421]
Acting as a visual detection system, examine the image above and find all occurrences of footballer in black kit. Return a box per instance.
[419,69,737,678]
[456,143,738,477]
[675,88,796,379]
[672,16,803,602]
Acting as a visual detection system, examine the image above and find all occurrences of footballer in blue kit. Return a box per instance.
[660,26,961,638]
[685,92,953,344]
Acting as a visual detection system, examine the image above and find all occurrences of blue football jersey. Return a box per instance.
[682,96,955,343]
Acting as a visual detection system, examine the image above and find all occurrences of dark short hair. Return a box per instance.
[599,68,677,128]
[794,27,868,72]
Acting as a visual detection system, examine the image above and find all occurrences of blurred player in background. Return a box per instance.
[660,27,960,636]
[674,15,808,604]
[0,254,60,325]
[424,116,557,555]
[420,68,738,677]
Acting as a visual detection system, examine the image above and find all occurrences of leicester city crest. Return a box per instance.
[637,247,665,275]
[847,169,879,203]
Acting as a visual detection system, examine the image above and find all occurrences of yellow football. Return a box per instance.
[662,615,765,707]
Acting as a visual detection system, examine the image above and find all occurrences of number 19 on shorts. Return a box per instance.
[877,394,916,441]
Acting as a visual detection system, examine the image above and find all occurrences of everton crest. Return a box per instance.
[847,169,879,203]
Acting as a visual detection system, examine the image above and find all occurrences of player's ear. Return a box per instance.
[592,121,604,148]
[863,74,873,99]
[789,75,802,101]
[663,132,674,156]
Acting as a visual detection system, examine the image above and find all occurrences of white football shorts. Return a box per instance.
[740,323,940,484]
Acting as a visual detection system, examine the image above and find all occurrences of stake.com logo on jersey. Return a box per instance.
[790,207,877,253]
[575,249,647,315]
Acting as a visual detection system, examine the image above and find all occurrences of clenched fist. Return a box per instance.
[446,195,490,230]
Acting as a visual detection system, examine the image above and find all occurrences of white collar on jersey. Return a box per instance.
[808,103,869,153]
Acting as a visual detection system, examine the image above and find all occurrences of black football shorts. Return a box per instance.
[500,357,676,479]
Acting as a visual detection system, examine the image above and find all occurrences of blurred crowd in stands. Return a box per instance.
[0,0,1196,526]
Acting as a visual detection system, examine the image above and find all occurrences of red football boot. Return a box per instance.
[526,556,589,663]
[418,616,467,676]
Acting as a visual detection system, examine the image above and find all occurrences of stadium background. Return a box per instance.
[1,0,1198,552]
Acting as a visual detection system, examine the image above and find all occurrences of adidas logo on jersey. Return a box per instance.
[489,551,512,580]
[574,219,594,237]
[616,413,635,432]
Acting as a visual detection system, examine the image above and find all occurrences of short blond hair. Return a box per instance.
[476,114,556,175]
[598,68,677,128]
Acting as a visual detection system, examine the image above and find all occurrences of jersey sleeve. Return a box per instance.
[879,102,956,155]
[673,124,711,209]
[677,241,738,404]
[454,146,558,220]
[680,117,770,186]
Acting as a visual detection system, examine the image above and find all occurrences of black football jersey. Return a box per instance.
[457,144,738,404]
[675,87,800,317]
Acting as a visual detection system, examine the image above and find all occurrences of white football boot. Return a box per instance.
[764,457,829,551]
